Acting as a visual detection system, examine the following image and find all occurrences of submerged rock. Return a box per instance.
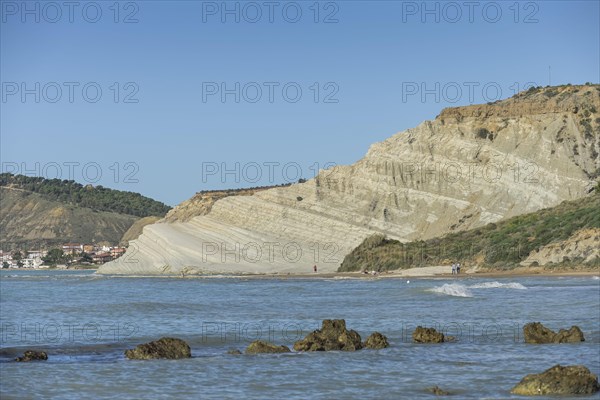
[15,350,48,362]
[412,326,445,343]
[245,340,291,354]
[124,337,191,360]
[523,322,584,344]
[364,332,389,349]
[511,364,599,395]
[293,319,363,352]
[427,386,450,396]
[227,349,242,355]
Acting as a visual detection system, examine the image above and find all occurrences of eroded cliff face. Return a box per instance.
[521,228,600,267]
[99,85,600,275]
[161,187,281,223]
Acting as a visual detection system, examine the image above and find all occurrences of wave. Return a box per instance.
[427,283,473,298]
[469,281,527,290]
[592,276,600,280]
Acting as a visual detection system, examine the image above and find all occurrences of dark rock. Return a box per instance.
[427,386,450,396]
[523,322,585,344]
[511,364,599,395]
[554,326,585,343]
[245,340,291,354]
[413,326,445,343]
[523,322,556,343]
[293,319,363,352]
[227,349,242,355]
[364,332,389,349]
[124,337,191,360]
[15,350,48,362]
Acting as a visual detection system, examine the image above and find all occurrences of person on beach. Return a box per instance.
[457,263,461,274]
[313,265,318,273]
[452,263,456,275]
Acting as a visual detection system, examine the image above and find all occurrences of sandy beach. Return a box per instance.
[162,265,599,280]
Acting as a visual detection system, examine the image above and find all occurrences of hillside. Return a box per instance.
[339,191,600,272]
[0,175,172,251]
[99,84,600,275]
[0,187,138,251]
[0,173,171,218]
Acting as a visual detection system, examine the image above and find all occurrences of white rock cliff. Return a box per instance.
[98,85,600,275]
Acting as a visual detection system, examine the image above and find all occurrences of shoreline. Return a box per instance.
[5,266,598,280]
[95,267,599,280]
[219,269,600,280]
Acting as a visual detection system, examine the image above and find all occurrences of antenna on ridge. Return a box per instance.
[548,66,552,86]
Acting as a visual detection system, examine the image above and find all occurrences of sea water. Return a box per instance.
[1,270,599,399]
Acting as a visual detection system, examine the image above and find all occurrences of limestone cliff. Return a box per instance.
[120,216,161,245]
[98,84,600,275]
[162,187,283,223]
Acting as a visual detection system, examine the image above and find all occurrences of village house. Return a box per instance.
[92,252,113,264]
[1,243,127,268]
[62,243,83,255]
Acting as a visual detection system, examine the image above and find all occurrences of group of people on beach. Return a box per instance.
[451,263,461,275]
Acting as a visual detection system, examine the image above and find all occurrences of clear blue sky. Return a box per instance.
[1,0,598,206]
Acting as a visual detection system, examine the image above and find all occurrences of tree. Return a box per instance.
[12,251,22,261]
[81,252,93,263]
[43,248,65,266]
[2,261,8,269]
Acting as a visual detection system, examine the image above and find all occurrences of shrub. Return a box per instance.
[476,128,490,140]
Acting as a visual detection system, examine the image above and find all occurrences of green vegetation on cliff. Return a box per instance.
[339,192,600,272]
[0,173,171,217]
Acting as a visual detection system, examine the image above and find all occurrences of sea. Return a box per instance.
[1,270,599,399]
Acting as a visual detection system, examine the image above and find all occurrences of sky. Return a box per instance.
[1,0,599,206]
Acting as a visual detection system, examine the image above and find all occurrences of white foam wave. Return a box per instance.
[592,276,600,280]
[469,281,527,290]
[428,283,473,298]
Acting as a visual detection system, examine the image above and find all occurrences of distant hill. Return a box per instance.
[0,174,172,251]
[0,173,171,217]
[339,191,600,272]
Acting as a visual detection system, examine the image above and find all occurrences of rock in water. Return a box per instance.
[554,326,585,343]
[523,322,556,344]
[294,319,363,351]
[511,365,600,395]
[124,337,191,360]
[227,349,242,355]
[15,350,48,362]
[245,340,291,354]
[523,322,585,344]
[412,326,445,343]
[427,386,450,396]
[364,332,389,349]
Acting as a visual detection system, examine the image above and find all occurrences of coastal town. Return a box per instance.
[0,243,127,269]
